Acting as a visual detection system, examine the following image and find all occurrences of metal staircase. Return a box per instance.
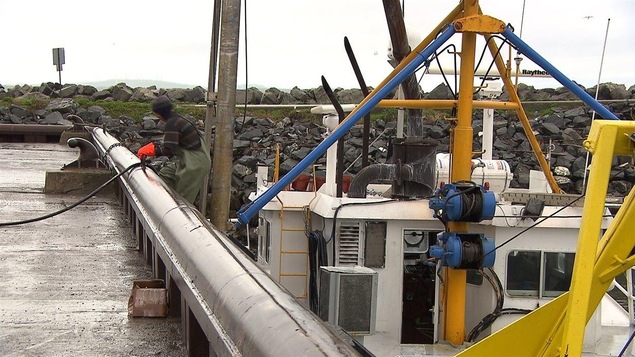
[608,267,635,324]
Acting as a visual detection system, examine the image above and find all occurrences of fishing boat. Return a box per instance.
[235,1,635,356]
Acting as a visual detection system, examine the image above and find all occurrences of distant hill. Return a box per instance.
[1,80,294,91]
[86,80,295,91]
[85,80,290,91]
[85,79,203,90]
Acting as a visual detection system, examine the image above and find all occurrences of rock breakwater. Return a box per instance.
[1,81,634,214]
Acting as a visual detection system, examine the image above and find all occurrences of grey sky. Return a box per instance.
[1,0,633,91]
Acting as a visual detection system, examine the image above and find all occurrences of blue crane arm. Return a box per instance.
[502,26,618,120]
[235,25,457,226]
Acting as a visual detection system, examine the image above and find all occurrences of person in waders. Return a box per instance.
[137,95,211,205]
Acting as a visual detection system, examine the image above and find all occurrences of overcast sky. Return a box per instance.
[1,0,633,92]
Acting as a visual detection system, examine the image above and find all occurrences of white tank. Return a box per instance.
[435,153,513,193]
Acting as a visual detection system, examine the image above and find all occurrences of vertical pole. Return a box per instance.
[482,108,493,160]
[336,128,344,198]
[57,50,62,85]
[396,86,405,138]
[210,0,241,230]
[582,18,611,190]
[325,118,338,197]
[591,18,611,122]
[444,0,478,345]
[200,0,223,216]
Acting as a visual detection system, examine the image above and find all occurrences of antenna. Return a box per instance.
[514,0,527,86]
[518,0,527,40]
[582,17,611,190]
[591,18,611,121]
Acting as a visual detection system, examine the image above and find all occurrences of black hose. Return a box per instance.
[307,230,319,313]
[433,44,458,99]
[473,35,509,96]
[306,229,329,314]
[0,162,141,227]
[467,267,531,342]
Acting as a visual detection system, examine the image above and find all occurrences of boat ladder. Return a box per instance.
[277,199,309,302]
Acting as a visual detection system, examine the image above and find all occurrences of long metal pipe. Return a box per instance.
[502,27,619,120]
[90,127,360,357]
[236,25,457,226]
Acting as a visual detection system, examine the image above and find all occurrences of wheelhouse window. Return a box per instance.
[506,250,575,298]
[543,252,575,297]
[506,250,540,296]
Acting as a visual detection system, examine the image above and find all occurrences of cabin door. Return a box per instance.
[401,230,439,344]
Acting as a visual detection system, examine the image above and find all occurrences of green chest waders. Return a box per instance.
[159,138,211,204]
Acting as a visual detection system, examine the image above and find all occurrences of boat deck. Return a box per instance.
[0,143,185,356]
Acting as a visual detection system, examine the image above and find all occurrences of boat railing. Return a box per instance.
[611,268,635,324]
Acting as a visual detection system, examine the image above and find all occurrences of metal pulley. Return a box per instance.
[429,232,495,269]
[428,182,496,222]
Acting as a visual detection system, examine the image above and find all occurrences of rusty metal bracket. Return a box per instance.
[453,15,506,34]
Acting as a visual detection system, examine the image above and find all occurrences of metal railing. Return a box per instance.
[609,267,635,325]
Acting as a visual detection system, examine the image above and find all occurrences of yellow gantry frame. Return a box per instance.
[370,0,566,345]
[458,120,635,356]
[329,0,568,346]
[345,1,630,351]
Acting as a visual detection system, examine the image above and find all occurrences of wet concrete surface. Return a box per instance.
[0,143,186,356]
